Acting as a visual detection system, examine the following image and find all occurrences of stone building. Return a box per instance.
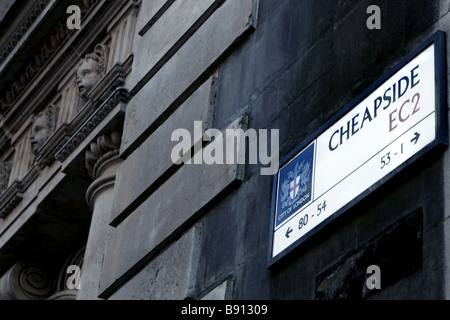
[0,0,448,300]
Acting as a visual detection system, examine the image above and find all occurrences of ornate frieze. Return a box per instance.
[0,192,23,219]
[0,24,69,112]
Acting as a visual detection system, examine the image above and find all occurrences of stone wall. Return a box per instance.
[0,0,449,300]
[99,0,450,300]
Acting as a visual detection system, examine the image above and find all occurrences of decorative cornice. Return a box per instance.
[0,0,100,113]
[0,164,40,219]
[54,87,130,163]
[0,192,23,219]
[35,56,132,167]
[0,0,51,65]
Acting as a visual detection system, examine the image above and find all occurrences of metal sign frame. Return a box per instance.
[268,30,447,268]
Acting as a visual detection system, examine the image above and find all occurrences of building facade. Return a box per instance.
[0,0,449,300]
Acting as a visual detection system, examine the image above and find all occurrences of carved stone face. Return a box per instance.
[76,59,101,100]
[31,115,50,155]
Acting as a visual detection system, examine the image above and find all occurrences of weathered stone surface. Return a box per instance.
[121,0,256,156]
[129,0,219,90]
[109,226,202,300]
[99,145,244,297]
[135,0,168,36]
[110,77,213,225]
[315,209,423,300]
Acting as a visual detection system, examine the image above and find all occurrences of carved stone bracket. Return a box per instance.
[54,87,130,163]
[0,192,23,219]
[85,131,122,180]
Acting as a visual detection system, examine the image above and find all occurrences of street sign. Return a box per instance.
[269,31,447,266]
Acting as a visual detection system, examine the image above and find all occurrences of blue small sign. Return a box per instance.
[275,142,315,228]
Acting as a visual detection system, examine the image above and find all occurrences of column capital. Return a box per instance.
[0,261,54,300]
[85,131,122,180]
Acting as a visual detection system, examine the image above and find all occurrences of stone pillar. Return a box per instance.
[76,131,122,300]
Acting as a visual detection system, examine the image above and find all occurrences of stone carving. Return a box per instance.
[30,105,59,155]
[85,131,121,180]
[0,162,12,194]
[0,261,53,300]
[76,44,109,101]
[54,87,130,163]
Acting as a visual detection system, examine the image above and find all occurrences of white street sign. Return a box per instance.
[269,32,447,265]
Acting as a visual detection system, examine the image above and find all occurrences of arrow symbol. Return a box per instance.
[411,132,420,145]
[285,227,293,238]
